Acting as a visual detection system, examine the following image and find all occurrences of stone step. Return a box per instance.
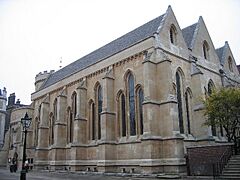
[222,171,240,174]
[219,176,240,179]
[223,168,240,172]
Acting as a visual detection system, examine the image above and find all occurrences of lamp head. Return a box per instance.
[21,112,32,129]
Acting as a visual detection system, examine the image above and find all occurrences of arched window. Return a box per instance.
[49,113,54,145]
[34,117,39,147]
[185,91,191,134]
[97,85,103,140]
[50,99,57,145]
[208,81,216,136]
[228,57,233,72]
[176,72,184,134]
[72,92,77,118]
[203,41,209,60]
[170,25,177,45]
[118,92,127,137]
[138,88,144,135]
[128,73,136,136]
[90,102,96,140]
[66,107,71,143]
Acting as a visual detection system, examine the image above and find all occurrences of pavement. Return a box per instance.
[0,167,216,180]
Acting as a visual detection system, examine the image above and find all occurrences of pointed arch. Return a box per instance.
[125,70,136,136]
[207,80,216,136]
[49,112,54,145]
[95,83,103,140]
[136,85,144,135]
[88,99,96,140]
[203,40,210,60]
[176,70,184,134]
[185,87,193,135]
[228,56,233,72]
[34,117,39,147]
[116,90,126,137]
[66,106,73,143]
[71,91,77,119]
[170,24,177,45]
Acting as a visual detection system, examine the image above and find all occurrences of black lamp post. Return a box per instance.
[20,112,32,180]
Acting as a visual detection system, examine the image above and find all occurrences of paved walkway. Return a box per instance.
[0,167,215,180]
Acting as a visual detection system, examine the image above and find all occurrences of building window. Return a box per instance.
[170,25,177,45]
[228,57,233,72]
[34,118,39,147]
[185,91,191,134]
[127,73,136,136]
[49,114,54,145]
[176,72,184,134]
[137,88,144,135]
[72,92,77,118]
[66,108,72,143]
[208,81,216,136]
[120,93,126,137]
[203,41,209,60]
[49,98,57,145]
[91,102,95,140]
[97,85,103,140]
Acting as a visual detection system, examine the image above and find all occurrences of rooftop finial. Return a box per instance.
[59,57,63,69]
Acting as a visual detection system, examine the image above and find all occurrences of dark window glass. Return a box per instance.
[70,111,73,143]
[176,72,184,134]
[170,28,174,44]
[92,103,95,140]
[128,74,136,136]
[72,93,77,118]
[138,88,144,135]
[121,94,126,137]
[98,86,103,140]
[185,92,191,134]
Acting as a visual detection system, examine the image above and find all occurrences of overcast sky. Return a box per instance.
[0,0,239,104]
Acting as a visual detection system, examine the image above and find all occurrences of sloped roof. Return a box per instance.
[40,14,165,90]
[182,23,197,49]
[216,46,224,65]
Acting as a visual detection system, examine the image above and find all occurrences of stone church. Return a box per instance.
[7,6,240,174]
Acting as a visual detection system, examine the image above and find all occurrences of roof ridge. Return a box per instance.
[39,13,165,90]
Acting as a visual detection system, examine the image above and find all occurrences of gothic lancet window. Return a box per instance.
[176,72,184,134]
[72,92,77,118]
[121,93,126,137]
[91,102,95,140]
[170,25,177,45]
[228,57,233,72]
[138,88,144,135]
[208,81,216,136]
[128,73,136,136]
[185,91,191,134]
[97,85,103,140]
[203,41,209,60]
[50,98,57,145]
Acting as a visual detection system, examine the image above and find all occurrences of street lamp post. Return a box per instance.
[20,112,32,180]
